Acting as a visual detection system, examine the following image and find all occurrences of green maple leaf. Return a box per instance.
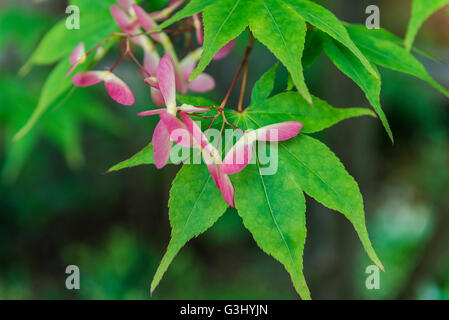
[150,164,229,294]
[321,32,393,142]
[237,111,384,276]
[232,148,311,300]
[191,0,253,78]
[190,0,313,103]
[225,69,382,298]
[248,0,312,104]
[347,24,449,99]
[248,64,376,134]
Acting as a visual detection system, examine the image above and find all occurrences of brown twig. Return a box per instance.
[109,39,130,72]
[219,33,254,110]
[129,28,195,39]
[238,59,249,112]
[86,32,121,57]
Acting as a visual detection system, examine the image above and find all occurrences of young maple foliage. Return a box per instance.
[17,0,449,299]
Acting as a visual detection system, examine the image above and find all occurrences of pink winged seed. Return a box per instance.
[207,161,235,208]
[193,14,204,46]
[160,112,193,148]
[138,109,166,117]
[144,77,160,89]
[214,40,236,61]
[104,73,135,106]
[152,120,173,169]
[156,55,177,111]
[255,121,303,141]
[222,121,303,175]
[118,0,134,12]
[110,5,135,33]
[222,141,254,175]
[180,112,235,207]
[133,4,163,43]
[180,112,209,150]
[180,53,215,93]
[151,87,166,106]
[72,71,105,87]
[70,43,85,64]
[188,73,216,93]
[144,49,161,77]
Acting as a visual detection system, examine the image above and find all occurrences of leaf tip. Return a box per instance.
[369,250,385,273]
[105,164,119,174]
[308,98,314,106]
[388,132,395,144]
[189,70,200,83]
[301,91,313,106]
[18,59,33,77]
[404,40,412,53]
[12,128,26,143]
[372,69,381,80]
[150,280,158,297]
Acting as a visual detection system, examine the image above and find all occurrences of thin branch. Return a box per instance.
[238,59,249,112]
[220,33,254,110]
[129,28,195,39]
[109,39,130,72]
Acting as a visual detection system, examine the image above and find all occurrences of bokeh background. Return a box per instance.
[1,0,449,299]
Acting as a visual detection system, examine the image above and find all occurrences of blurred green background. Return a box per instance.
[1,0,449,299]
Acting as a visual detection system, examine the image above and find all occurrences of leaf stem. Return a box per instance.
[129,28,195,39]
[128,49,152,77]
[109,39,130,72]
[220,33,254,110]
[86,32,121,57]
[238,58,248,112]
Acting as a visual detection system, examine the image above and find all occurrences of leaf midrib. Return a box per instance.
[241,116,297,270]
[259,0,308,97]
[178,171,213,239]
[261,0,295,67]
[326,39,379,104]
[256,160,297,270]
[177,113,244,238]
